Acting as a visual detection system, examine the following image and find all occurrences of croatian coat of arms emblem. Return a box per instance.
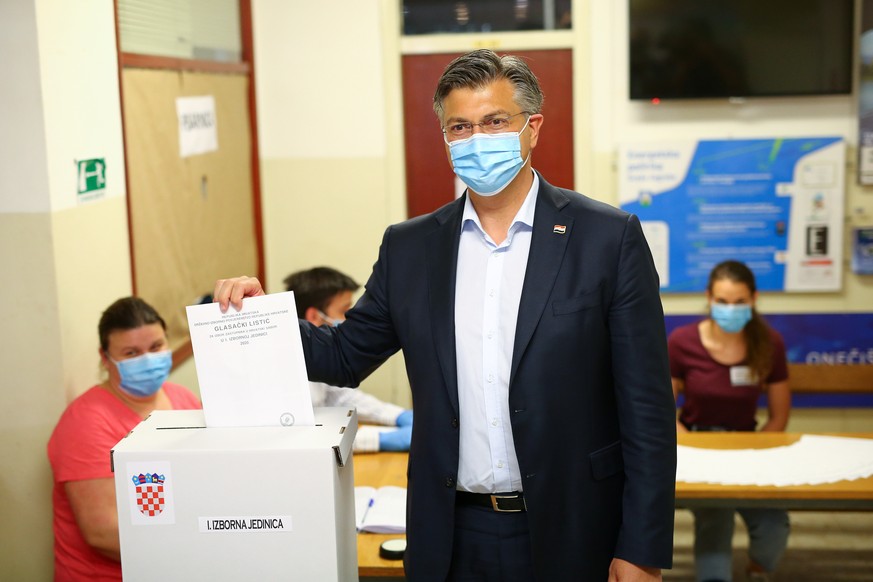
[132,472,166,516]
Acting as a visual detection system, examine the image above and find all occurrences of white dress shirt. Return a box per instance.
[454,172,538,493]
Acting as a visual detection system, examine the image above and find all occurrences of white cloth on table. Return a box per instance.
[676,435,873,486]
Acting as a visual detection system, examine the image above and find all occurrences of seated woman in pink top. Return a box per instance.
[47,297,201,582]
[668,260,791,582]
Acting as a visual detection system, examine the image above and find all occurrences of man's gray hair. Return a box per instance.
[433,49,544,122]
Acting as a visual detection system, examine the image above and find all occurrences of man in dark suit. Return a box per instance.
[216,49,676,582]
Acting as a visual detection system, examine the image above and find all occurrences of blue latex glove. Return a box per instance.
[379,425,412,452]
[395,409,414,427]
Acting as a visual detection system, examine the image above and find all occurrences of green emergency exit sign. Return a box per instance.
[77,158,106,198]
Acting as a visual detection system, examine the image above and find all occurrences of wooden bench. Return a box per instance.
[788,364,873,394]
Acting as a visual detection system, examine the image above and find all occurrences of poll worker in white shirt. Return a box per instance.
[284,266,413,452]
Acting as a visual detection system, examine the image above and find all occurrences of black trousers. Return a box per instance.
[444,503,536,582]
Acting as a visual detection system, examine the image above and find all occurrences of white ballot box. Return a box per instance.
[111,407,359,582]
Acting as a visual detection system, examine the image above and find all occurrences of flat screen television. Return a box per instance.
[629,0,854,101]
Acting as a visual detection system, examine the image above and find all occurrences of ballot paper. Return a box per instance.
[185,292,315,427]
[676,435,873,487]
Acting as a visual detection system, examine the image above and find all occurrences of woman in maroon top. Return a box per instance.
[668,260,790,582]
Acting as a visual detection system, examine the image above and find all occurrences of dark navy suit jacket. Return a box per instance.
[300,174,677,581]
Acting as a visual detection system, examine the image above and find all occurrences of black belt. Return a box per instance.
[455,491,526,512]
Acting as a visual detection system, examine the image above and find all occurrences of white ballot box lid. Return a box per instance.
[112,407,358,470]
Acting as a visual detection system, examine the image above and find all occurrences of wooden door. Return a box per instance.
[122,69,258,351]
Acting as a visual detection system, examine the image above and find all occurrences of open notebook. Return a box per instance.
[354,485,406,534]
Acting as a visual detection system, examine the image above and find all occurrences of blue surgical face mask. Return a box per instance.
[317,310,343,327]
[110,351,172,398]
[710,304,753,334]
[447,116,530,196]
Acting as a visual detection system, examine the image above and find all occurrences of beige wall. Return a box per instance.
[253,0,410,406]
[1,0,871,577]
[0,0,130,578]
[0,213,65,580]
[53,199,134,401]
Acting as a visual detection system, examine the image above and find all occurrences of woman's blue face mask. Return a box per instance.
[110,351,172,398]
[710,303,753,334]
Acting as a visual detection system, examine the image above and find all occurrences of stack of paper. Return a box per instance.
[677,435,873,486]
[354,486,406,533]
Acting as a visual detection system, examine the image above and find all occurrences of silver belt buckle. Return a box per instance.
[490,494,525,513]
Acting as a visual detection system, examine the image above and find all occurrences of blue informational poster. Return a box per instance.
[619,138,845,292]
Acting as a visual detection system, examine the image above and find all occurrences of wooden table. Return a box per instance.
[354,452,409,578]
[353,433,873,577]
[676,432,873,510]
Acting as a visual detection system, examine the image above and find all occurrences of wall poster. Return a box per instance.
[619,138,845,292]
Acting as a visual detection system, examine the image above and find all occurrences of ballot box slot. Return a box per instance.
[156,426,207,430]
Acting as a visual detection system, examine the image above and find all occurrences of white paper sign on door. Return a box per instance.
[176,95,218,157]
